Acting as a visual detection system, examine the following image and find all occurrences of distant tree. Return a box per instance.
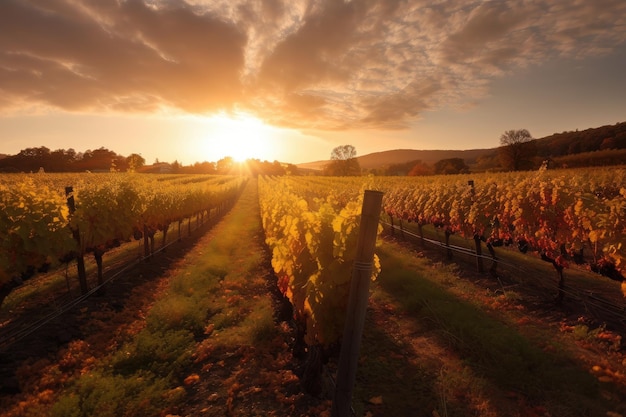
[600,137,616,150]
[49,148,77,171]
[567,141,582,155]
[285,163,299,175]
[187,161,216,174]
[270,160,287,176]
[171,160,182,173]
[407,160,432,176]
[498,129,536,171]
[16,146,51,172]
[216,156,234,174]
[324,145,361,176]
[126,153,145,172]
[433,158,469,175]
[331,144,357,160]
[80,147,119,171]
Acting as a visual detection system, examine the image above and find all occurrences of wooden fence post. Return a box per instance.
[65,186,88,295]
[474,234,484,273]
[331,190,383,417]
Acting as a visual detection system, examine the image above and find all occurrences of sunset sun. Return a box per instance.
[201,113,276,162]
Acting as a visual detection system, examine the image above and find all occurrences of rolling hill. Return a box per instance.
[296,121,626,172]
[296,148,495,171]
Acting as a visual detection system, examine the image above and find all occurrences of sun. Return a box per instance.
[201,112,276,162]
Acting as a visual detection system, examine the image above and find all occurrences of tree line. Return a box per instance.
[0,147,144,173]
[0,146,298,176]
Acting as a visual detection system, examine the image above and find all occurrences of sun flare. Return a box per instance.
[200,113,276,162]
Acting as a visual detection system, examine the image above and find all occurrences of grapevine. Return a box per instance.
[0,173,245,305]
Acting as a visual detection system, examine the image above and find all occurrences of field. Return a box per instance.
[1,171,625,417]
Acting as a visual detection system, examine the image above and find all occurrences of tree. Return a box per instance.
[324,145,361,176]
[126,153,145,172]
[499,129,536,171]
[79,147,119,171]
[600,137,616,150]
[16,146,51,172]
[433,158,469,175]
[331,144,357,160]
[408,160,432,176]
[216,156,234,174]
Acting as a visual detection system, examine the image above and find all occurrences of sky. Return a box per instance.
[1,0,625,166]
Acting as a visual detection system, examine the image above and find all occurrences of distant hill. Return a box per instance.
[297,121,626,172]
[297,148,495,171]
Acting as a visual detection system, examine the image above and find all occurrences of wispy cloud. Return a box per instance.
[1,0,625,129]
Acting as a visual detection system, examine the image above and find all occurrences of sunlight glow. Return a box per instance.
[200,112,277,162]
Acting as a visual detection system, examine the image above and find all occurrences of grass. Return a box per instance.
[389,219,623,302]
[47,180,282,417]
[352,240,623,417]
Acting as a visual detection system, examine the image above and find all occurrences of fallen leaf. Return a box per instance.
[184,374,200,385]
[369,395,383,405]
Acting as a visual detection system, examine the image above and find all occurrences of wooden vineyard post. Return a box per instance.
[474,234,484,273]
[332,190,384,417]
[445,229,453,259]
[468,180,484,272]
[486,242,498,278]
[418,222,424,247]
[143,225,150,259]
[65,186,88,295]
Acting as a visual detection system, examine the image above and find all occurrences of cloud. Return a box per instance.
[0,0,246,113]
[1,0,625,130]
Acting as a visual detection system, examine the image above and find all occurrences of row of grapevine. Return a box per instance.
[259,167,624,324]
[376,166,626,297]
[257,176,380,353]
[0,173,245,304]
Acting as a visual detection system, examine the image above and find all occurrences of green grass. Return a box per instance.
[352,240,620,417]
[389,220,623,299]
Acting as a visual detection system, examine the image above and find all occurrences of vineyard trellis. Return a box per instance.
[2,167,624,360]
[384,219,626,329]
[257,168,625,351]
[0,173,246,351]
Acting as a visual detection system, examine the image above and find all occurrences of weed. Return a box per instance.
[51,370,171,417]
[146,294,207,335]
[110,328,194,378]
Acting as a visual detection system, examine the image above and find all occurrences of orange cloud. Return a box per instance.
[1,0,625,130]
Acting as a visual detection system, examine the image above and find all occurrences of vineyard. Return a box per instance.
[0,167,625,416]
[256,168,626,403]
[0,173,245,349]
